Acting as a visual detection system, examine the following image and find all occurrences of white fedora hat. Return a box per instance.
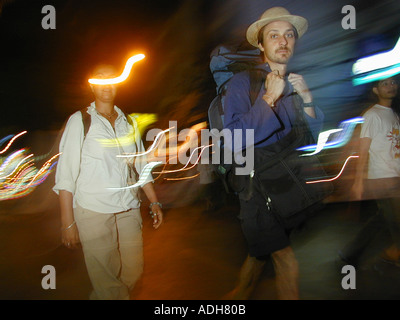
[246,7,308,47]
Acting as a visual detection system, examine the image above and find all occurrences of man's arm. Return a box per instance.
[224,72,283,149]
[288,73,316,118]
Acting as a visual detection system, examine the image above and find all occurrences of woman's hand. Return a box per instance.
[59,190,80,249]
[142,183,164,230]
[61,223,80,249]
[150,204,163,229]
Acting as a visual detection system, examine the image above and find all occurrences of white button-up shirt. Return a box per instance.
[53,102,153,213]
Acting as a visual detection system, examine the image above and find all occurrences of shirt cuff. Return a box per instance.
[52,182,75,196]
[304,105,324,121]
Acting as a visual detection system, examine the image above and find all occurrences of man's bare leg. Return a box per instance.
[225,255,265,300]
[271,246,299,300]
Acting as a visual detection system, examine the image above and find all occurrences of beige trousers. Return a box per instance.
[74,204,144,300]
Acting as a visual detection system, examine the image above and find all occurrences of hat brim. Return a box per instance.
[246,15,308,47]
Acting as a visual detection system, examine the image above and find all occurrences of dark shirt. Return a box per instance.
[223,63,324,152]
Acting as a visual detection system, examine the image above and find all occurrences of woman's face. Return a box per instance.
[90,65,118,103]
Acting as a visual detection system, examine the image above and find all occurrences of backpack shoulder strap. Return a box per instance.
[248,68,267,106]
[124,112,140,181]
[79,108,134,139]
[125,112,134,127]
[80,107,91,139]
[291,94,316,144]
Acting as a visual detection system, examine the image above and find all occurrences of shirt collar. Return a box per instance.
[256,62,272,73]
[88,101,124,119]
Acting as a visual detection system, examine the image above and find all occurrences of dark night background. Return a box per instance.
[1,0,400,137]
[1,0,400,301]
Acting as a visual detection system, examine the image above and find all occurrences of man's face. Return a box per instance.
[374,78,398,100]
[258,20,296,66]
[90,65,118,103]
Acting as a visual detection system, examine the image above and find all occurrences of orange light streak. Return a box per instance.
[0,131,27,154]
[164,173,200,181]
[153,144,213,174]
[88,54,145,85]
[306,155,359,184]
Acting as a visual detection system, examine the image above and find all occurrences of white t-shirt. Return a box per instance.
[360,104,400,179]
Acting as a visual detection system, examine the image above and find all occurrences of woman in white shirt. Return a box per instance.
[53,64,163,300]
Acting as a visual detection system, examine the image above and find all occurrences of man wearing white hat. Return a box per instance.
[224,7,324,300]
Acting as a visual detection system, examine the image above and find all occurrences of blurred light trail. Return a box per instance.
[131,113,158,135]
[0,153,33,179]
[88,54,145,85]
[306,155,359,184]
[353,64,400,86]
[0,149,26,173]
[98,113,158,148]
[26,153,61,188]
[352,36,400,85]
[300,129,342,157]
[114,122,206,166]
[0,131,27,154]
[116,127,172,159]
[297,117,364,154]
[0,149,60,201]
[108,161,163,190]
[164,173,200,181]
[151,121,206,163]
[0,134,14,147]
[153,144,213,174]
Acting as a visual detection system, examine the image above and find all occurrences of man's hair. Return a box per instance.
[371,79,384,90]
[369,77,400,117]
[370,77,398,96]
[257,24,299,46]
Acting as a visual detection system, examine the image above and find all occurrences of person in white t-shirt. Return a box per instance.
[339,77,400,269]
[53,64,164,299]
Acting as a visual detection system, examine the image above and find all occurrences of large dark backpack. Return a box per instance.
[207,42,265,193]
[207,43,333,220]
[250,98,333,222]
[208,42,263,131]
